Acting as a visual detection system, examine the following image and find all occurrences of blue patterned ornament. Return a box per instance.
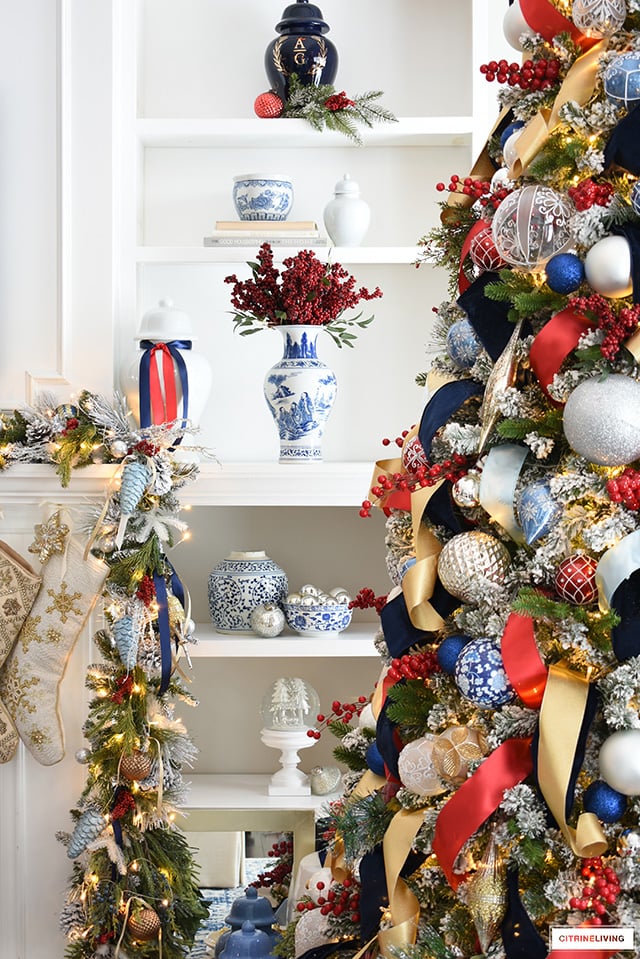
[516,479,561,545]
[545,253,585,294]
[113,615,138,670]
[454,638,515,709]
[446,319,483,369]
[632,180,640,216]
[67,806,107,859]
[583,779,627,823]
[437,634,470,674]
[120,459,152,515]
[604,52,640,109]
[499,121,525,150]
[365,742,386,776]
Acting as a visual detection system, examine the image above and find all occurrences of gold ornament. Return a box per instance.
[120,750,153,781]
[465,834,507,954]
[437,531,511,605]
[478,319,523,453]
[28,510,69,564]
[432,725,488,785]
[127,906,161,941]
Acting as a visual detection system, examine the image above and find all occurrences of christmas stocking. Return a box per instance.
[0,536,108,765]
[0,541,42,762]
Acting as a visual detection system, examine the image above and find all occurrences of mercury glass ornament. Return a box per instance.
[563,374,640,465]
[491,185,573,271]
[250,602,286,637]
[437,531,511,605]
[572,0,627,38]
[309,765,341,795]
[452,471,481,508]
[75,748,91,764]
[465,835,507,953]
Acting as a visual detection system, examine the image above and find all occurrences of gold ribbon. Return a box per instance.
[441,107,512,222]
[378,808,424,957]
[509,42,605,179]
[537,663,607,858]
[401,481,447,631]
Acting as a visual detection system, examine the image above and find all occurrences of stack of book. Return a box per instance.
[203,220,328,247]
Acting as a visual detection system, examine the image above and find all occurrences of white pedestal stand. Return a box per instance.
[260,728,316,796]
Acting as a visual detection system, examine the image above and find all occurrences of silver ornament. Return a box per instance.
[563,374,640,466]
[75,748,91,764]
[452,471,481,508]
[110,439,128,458]
[309,765,342,795]
[584,235,633,298]
[572,0,627,38]
[250,602,285,638]
[599,729,640,795]
[478,320,523,453]
[491,186,573,270]
[437,531,511,604]
[617,828,640,858]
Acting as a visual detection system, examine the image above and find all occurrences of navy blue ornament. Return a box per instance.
[365,742,386,776]
[516,479,562,545]
[545,253,585,294]
[454,638,514,709]
[446,319,482,369]
[500,121,525,150]
[437,634,470,674]
[583,779,627,823]
[604,53,640,110]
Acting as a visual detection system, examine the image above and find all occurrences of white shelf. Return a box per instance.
[189,622,379,658]
[137,245,424,265]
[137,116,474,149]
[184,774,339,813]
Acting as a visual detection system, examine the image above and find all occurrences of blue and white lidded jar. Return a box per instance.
[208,550,288,634]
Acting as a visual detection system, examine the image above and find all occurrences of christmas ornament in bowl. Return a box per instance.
[283,584,352,637]
[232,174,294,221]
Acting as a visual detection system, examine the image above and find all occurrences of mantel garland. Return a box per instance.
[0,389,208,958]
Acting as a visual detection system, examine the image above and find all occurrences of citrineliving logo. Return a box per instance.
[550,927,635,951]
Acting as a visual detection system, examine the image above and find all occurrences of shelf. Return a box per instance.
[137,246,425,265]
[189,622,379,658]
[184,774,339,813]
[136,116,474,149]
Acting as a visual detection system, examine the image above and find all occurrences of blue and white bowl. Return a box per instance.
[283,601,352,638]
[232,174,294,221]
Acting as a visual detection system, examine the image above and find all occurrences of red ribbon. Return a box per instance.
[519,0,598,50]
[501,612,548,709]
[529,308,595,404]
[432,737,533,890]
[148,343,178,425]
[458,220,488,294]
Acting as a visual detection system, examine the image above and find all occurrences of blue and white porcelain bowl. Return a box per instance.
[232,174,294,221]
[283,601,352,638]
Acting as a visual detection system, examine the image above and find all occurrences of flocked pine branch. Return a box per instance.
[282,74,397,145]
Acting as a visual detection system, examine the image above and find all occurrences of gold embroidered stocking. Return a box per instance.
[0,541,42,762]
[0,537,107,765]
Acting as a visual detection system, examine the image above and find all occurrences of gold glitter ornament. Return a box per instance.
[437,531,511,605]
[28,510,70,564]
[432,725,488,785]
[120,750,153,781]
[127,906,161,941]
[465,835,507,953]
[478,319,523,453]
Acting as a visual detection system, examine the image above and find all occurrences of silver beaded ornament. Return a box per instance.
[437,531,511,604]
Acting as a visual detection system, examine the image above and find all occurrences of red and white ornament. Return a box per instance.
[555,554,598,605]
[254,91,284,118]
[402,434,428,473]
[470,226,507,273]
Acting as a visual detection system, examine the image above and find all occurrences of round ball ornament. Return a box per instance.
[432,725,488,785]
[617,828,640,857]
[397,735,446,796]
[75,748,91,764]
[358,702,376,731]
[503,0,538,49]
[516,479,562,545]
[109,439,128,459]
[254,90,284,118]
[583,779,627,822]
[563,374,640,465]
[584,235,633,298]
[491,185,573,271]
[437,531,511,605]
[599,729,640,795]
[452,471,481,509]
[437,634,471,674]
[365,741,386,777]
[555,553,598,605]
[250,602,286,637]
[446,319,483,370]
[545,252,585,294]
[120,750,153,782]
[500,121,525,151]
[469,226,507,273]
[502,129,524,170]
[604,52,640,110]
[128,907,161,941]
[632,180,640,216]
[454,638,515,709]
[572,0,627,37]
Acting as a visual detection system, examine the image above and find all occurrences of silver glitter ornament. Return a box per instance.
[452,471,481,508]
[75,748,91,764]
[110,439,128,458]
[250,602,285,637]
[437,531,511,604]
[563,374,640,466]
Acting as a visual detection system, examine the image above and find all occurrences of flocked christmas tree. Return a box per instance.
[276,3,640,959]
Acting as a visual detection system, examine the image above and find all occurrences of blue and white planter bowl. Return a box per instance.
[232,174,294,221]
[283,600,352,638]
[208,550,288,634]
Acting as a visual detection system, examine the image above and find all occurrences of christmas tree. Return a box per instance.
[279,3,640,958]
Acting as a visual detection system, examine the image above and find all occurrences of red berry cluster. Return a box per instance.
[135,574,156,606]
[110,787,135,821]
[349,587,387,615]
[361,455,470,517]
[568,178,614,212]
[111,674,134,704]
[606,468,640,511]
[296,876,361,925]
[480,57,561,91]
[387,650,441,683]
[568,857,621,920]
[568,294,640,361]
[250,838,293,891]
[435,175,510,211]
[308,696,369,740]
[324,92,355,112]
[60,416,80,436]
[130,439,159,457]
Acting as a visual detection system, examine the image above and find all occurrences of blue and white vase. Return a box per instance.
[264,325,337,462]
[208,550,288,634]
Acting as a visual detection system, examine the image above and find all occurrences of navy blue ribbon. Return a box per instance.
[604,102,640,176]
[380,591,431,658]
[610,571,640,661]
[139,339,191,437]
[359,846,389,943]
[458,273,528,361]
[153,572,172,695]
[501,867,548,959]
[612,223,640,304]
[418,380,483,460]
[165,558,186,611]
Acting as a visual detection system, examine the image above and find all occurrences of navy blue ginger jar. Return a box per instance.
[265,0,338,101]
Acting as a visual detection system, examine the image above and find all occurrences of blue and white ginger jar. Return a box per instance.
[208,550,288,634]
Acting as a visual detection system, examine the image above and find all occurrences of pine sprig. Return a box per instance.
[497,407,564,440]
[330,791,394,862]
[282,74,396,145]
[484,270,567,320]
[385,679,440,738]
[512,586,620,652]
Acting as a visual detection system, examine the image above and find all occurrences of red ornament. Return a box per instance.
[254,91,284,119]
[555,554,598,606]
[469,226,507,273]
[402,434,429,472]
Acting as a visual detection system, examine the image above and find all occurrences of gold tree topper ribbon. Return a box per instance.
[378,808,424,957]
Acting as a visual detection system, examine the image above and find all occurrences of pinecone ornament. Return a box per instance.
[127,907,161,941]
[120,459,152,515]
[437,531,511,604]
[120,750,153,781]
[67,806,107,858]
[113,615,138,670]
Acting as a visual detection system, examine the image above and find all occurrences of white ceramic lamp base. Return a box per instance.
[260,727,316,796]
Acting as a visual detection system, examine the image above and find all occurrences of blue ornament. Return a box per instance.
[454,638,514,709]
[365,742,386,776]
[446,319,482,370]
[604,53,640,110]
[437,634,470,674]
[583,780,627,823]
[545,253,585,294]
[632,181,640,217]
[500,121,524,150]
[516,479,562,545]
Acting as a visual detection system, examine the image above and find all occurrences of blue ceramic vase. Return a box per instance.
[265,0,338,102]
[208,550,288,634]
